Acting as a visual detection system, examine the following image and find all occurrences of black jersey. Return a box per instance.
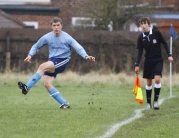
[135,28,171,66]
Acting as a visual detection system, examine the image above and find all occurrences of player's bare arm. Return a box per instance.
[86,56,95,62]
[24,56,32,63]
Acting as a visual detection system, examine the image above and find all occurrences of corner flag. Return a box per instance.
[170,24,177,38]
[169,24,177,97]
[133,76,144,105]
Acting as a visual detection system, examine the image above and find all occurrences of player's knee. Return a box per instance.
[155,80,160,84]
[38,64,45,70]
[155,76,161,84]
[44,82,50,89]
[155,78,160,84]
[37,64,47,73]
[147,79,152,86]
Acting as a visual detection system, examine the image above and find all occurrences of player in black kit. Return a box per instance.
[135,17,173,110]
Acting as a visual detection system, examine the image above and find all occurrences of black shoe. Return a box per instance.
[18,81,28,95]
[60,103,70,109]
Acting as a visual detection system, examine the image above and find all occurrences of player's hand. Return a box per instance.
[86,56,95,62]
[24,56,32,63]
[168,56,173,63]
[135,66,140,74]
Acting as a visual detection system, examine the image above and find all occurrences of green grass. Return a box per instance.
[0,73,179,138]
[112,96,179,138]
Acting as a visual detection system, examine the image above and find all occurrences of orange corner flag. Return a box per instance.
[133,76,144,105]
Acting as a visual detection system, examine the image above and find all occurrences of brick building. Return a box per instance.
[145,0,179,32]
[0,0,60,29]
[0,0,179,31]
[0,0,88,29]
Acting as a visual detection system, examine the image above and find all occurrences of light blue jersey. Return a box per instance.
[28,31,88,59]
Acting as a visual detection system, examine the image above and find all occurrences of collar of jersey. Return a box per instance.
[142,28,152,38]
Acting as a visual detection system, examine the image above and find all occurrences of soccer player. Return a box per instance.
[134,17,173,110]
[18,17,95,109]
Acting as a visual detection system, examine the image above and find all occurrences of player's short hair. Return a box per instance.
[138,17,150,25]
[51,17,63,25]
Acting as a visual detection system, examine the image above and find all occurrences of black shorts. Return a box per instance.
[143,57,163,79]
[44,58,69,78]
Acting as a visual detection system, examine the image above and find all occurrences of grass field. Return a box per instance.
[0,71,179,138]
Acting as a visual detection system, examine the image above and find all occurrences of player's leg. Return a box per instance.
[145,79,152,109]
[154,75,161,102]
[143,58,153,109]
[153,58,163,110]
[18,61,55,94]
[43,75,70,109]
[153,75,161,110]
[44,58,70,109]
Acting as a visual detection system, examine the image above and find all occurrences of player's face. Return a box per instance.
[51,22,63,36]
[140,21,150,32]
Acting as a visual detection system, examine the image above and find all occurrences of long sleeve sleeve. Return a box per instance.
[135,36,143,66]
[70,38,88,59]
[135,49,143,66]
[158,31,172,57]
[28,36,47,57]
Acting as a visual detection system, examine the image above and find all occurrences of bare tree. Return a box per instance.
[86,0,149,30]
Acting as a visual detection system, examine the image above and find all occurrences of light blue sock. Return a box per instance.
[49,88,67,105]
[26,73,41,90]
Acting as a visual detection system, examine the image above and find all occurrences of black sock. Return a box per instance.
[154,87,161,101]
[146,89,152,103]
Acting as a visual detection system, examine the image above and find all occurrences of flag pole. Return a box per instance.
[169,24,173,97]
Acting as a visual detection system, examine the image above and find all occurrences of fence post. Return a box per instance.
[5,31,11,72]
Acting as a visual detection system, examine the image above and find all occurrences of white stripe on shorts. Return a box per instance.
[55,58,69,68]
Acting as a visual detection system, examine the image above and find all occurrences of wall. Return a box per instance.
[12,14,55,29]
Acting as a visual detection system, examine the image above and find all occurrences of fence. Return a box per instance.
[0,28,178,74]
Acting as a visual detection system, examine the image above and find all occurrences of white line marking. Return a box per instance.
[98,96,175,138]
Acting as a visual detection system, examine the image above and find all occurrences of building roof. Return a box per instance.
[0,4,60,15]
[0,10,29,28]
[151,12,179,20]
